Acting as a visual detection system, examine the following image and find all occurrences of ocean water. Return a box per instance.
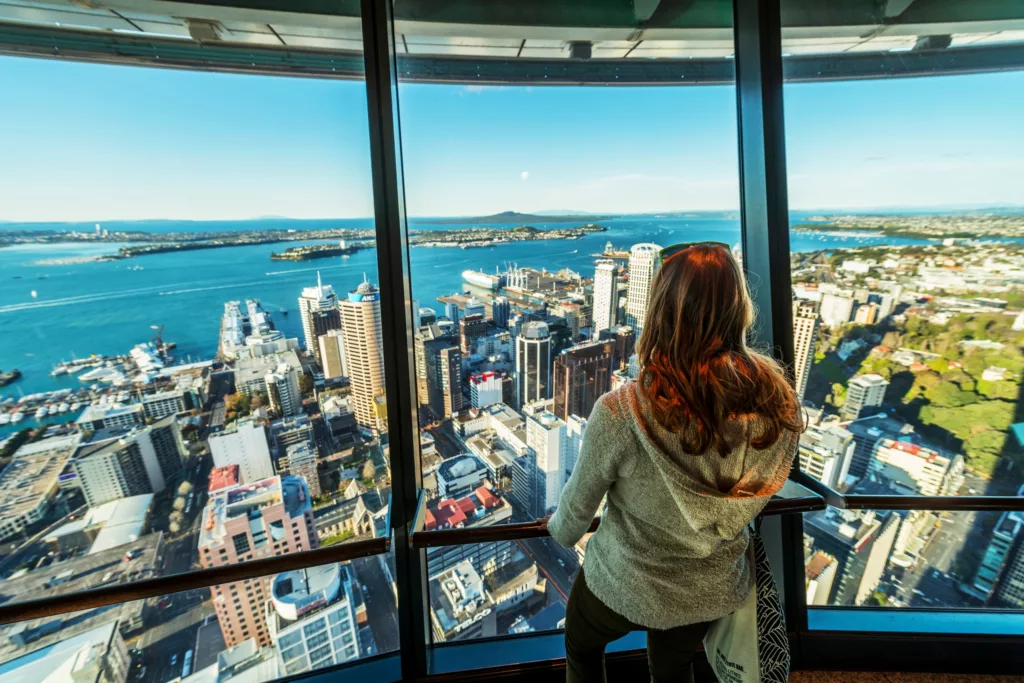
[0,213,970,432]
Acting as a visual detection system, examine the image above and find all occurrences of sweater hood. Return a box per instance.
[617,382,795,546]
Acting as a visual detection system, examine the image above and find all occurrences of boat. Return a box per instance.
[0,414,10,426]
[0,370,21,387]
[51,366,69,377]
[34,407,48,419]
[462,269,504,291]
[48,404,59,415]
[279,308,288,316]
[11,412,24,423]
[70,402,82,411]
[57,402,69,413]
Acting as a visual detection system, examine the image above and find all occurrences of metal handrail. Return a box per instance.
[844,495,1024,511]
[0,534,388,627]
[790,470,847,510]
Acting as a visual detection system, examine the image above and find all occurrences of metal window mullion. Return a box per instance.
[360,0,430,678]
[733,0,808,640]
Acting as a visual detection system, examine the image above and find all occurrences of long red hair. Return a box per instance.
[636,244,802,456]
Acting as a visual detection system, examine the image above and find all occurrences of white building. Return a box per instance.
[591,260,618,339]
[318,329,348,381]
[872,440,964,497]
[798,423,855,490]
[341,280,387,433]
[625,243,661,331]
[469,371,503,409]
[265,362,303,417]
[436,455,489,498]
[234,350,304,408]
[139,389,188,420]
[209,417,275,483]
[0,434,78,542]
[525,408,568,515]
[516,321,551,409]
[792,299,819,403]
[265,564,361,676]
[820,292,855,327]
[429,560,497,642]
[565,415,587,482]
[298,272,340,366]
[76,403,144,433]
[842,374,889,420]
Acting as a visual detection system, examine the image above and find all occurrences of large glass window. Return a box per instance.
[392,0,740,641]
[783,1,1024,610]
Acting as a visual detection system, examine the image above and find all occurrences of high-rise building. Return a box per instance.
[459,313,488,355]
[842,374,889,420]
[973,487,1024,603]
[792,299,819,402]
[524,408,568,516]
[804,508,899,606]
[419,307,437,326]
[565,415,587,481]
[318,329,348,380]
[265,564,362,673]
[469,371,503,409]
[424,338,464,421]
[285,442,321,497]
[805,550,838,606]
[599,325,636,371]
[234,351,304,416]
[625,243,661,331]
[871,439,964,496]
[198,475,317,648]
[515,321,552,409]
[552,340,614,423]
[492,296,511,329]
[209,417,275,483]
[340,281,386,433]
[798,423,855,490]
[464,298,486,319]
[592,260,619,339]
[265,362,302,417]
[298,273,341,367]
[72,416,185,507]
[429,560,497,642]
[854,302,879,325]
[820,292,855,327]
[445,300,461,325]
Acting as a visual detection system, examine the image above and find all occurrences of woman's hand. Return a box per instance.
[537,515,551,532]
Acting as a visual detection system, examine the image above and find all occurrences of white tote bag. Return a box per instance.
[703,527,790,683]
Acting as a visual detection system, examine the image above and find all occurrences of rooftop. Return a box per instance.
[425,487,505,530]
[437,455,488,484]
[270,564,342,623]
[209,465,241,492]
[0,436,78,523]
[234,350,302,387]
[75,402,143,426]
[429,560,491,636]
[0,620,118,683]
[199,475,311,549]
[74,415,177,461]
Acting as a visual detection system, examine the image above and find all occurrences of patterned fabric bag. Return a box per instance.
[703,524,790,683]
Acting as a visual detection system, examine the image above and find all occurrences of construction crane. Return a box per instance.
[150,324,164,348]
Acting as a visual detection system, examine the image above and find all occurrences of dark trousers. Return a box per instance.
[564,570,711,683]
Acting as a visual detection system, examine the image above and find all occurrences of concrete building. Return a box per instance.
[45,493,153,556]
[565,415,587,481]
[515,321,551,409]
[0,620,130,683]
[285,442,321,498]
[798,423,855,490]
[209,417,275,484]
[625,243,661,331]
[429,560,497,642]
[591,260,619,339]
[459,313,488,356]
[804,509,899,606]
[265,564,361,676]
[436,455,489,499]
[842,374,889,420]
[318,329,348,381]
[854,302,879,325]
[552,340,614,423]
[0,434,78,542]
[265,362,303,417]
[805,550,838,606]
[424,338,463,421]
[234,351,304,417]
[72,417,185,507]
[426,489,515,580]
[820,292,855,327]
[792,299,819,403]
[469,371,503,409]
[973,485,1024,605]
[525,408,568,516]
[198,475,317,648]
[76,403,144,433]
[298,272,341,366]
[139,389,189,420]
[871,440,964,497]
[843,412,913,480]
[491,296,510,329]
[340,281,387,433]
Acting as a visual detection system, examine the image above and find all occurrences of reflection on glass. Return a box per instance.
[0,558,396,681]
[804,507,1024,610]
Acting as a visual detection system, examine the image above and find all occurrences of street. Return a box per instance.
[351,555,400,655]
[133,593,213,682]
[516,537,577,605]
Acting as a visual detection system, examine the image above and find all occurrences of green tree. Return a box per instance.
[926,357,949,373]
[924,382,979,409]
[300,373,315,394]
[976,379,1019,400]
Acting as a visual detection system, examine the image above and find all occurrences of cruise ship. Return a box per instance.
[462,269,504,291]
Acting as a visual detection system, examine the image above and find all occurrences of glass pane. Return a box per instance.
[805,508,1024,610]
[782,2,1024,498]
[427,537,577,642]
[0,0,396,672]
[0,555,397,680]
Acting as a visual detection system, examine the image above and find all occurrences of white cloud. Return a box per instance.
[521,171,529,181]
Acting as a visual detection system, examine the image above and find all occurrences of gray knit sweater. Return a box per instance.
[548,381,797,630]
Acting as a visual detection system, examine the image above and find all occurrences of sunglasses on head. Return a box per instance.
[658,241,731,265]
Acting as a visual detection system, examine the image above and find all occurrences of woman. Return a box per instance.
[544,243,802,683]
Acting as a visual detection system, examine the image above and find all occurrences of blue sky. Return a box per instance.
[1,55,1023,221]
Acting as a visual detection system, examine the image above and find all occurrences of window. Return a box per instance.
[394,0,740,641]
[783,0,1024,612]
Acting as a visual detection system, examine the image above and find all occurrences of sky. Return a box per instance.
[0,55,1023,222]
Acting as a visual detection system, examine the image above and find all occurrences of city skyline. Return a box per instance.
[2,56,1024,222]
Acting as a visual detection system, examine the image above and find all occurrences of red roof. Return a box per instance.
[470,371,499,385]
[475,486,499,508]
[424,508,437,531]
[209,465,240,492]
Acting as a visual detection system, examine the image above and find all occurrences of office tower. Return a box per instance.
[419,307,437,326]
[412,300,421,328]
[265,361,302,417]
[76,403,145,433]
[199,475,317,648]
[843,413,911,481]
[515,321,552,409]
[429,560,497,642]
[525,409,568,515]
[318,329,348,380]
[266,564,362,672]
[459,313,488,355]
[437,455,489,498]
[424,338,464,421]
[469,371,503,409]
[871,440,964,496]
[625,243,661,331]
[599,325,636,371]
[798,423,855,490]
[792,299,819,403]
[974,485,1024,604]
[340,280,386,433]
[446,300,461,325]
[565,415,587,480]
[842,373,889,420]
[993,537,1024,608]
[0,435,77,543]
[804,509,899,606]
[464,298,486,319]
[592,260,619,339]
[426,488,515,579]
[492,296,511,329]
[285,442,320,497]
[854,302,879,325]
[209,417,275,483]
[805,550,838,606]
[72,416,185,507]
[234,351,303,399]
[298,273,341,366]
[552,340,614,423]
[819,292,855,327]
